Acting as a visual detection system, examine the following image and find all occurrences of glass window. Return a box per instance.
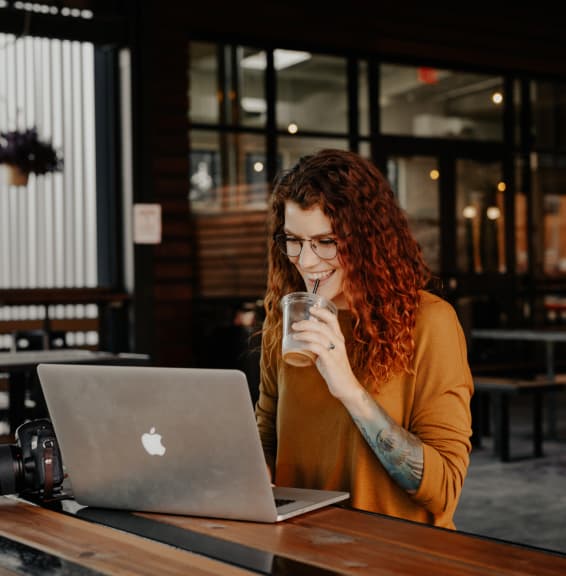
[380,64,504,141]
[277,136,349,171]
[513,79,523,149]
[276,52,348,134]
[359,140,371,159]
[190,131,268,212]
[359,60,369,136]
[532,154,566,275]
[532,81,566,152]
[387,156,440,273]
[514,156,529,275]
[456,160,505,274]
[189,42,219,125]
[543,193,566,274]
[238,46,266,129]
[189,43,266,128]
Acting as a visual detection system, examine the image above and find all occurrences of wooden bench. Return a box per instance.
[472,376,566,462]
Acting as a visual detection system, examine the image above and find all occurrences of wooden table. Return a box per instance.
[472,375,566,461]
[471,328,566,438]
[1,496,565,575]
[0,349,150,436]
[471,328,566,380]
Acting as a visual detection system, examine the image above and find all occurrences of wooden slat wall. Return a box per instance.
[194,211,268,298]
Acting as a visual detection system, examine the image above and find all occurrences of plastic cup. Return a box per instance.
[281,291,338,367]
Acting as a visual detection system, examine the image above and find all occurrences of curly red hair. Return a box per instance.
[262,149,431,387]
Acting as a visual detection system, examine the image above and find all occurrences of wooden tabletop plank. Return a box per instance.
[138,507,566,576]
[299,508,566,576]
[0,497,251,576]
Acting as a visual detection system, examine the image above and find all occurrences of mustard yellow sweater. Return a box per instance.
[255,291,473,528]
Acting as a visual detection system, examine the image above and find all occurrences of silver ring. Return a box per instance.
[327,342,336,351]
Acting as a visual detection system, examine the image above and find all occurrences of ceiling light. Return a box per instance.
[462,205,477,219]
[241,97,267,114]
[491,91,503,105]
[287,122,299,134]
[241,49,312,71]
[486,206,501,220]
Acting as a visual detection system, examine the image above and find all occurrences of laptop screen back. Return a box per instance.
[37,364,279,521]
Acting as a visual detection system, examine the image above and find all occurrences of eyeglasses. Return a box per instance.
[274,233,339,260]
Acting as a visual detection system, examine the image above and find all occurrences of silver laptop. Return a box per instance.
[36,363,349,522]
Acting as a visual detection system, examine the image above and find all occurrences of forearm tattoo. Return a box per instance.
[351,390,424,493]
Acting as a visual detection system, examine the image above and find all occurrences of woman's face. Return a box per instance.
[283,201,347,309]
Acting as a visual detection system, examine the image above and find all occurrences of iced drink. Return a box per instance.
[281,291,337,367]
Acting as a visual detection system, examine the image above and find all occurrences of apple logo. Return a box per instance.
[141,427,166,456]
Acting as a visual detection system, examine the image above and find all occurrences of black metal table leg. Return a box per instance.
[470,392,483,448]
[533,391,544,458]
[8,372,26,435]
[493,392,510,462]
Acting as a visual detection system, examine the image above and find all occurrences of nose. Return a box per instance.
[298,240,320,267]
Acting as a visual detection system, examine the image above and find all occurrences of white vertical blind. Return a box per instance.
[0,32,100,351]
[0,32,97,289]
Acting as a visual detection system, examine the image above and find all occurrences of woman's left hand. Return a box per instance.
[291,306,359,400]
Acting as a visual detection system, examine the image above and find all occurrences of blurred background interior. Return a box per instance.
[0,0,565,553]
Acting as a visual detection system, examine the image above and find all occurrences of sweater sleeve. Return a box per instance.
[255,341,279,472]
[410,295,473,515]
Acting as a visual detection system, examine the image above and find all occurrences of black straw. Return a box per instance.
[312,279,320,294]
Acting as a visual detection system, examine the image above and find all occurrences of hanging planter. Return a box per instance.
[0,128,63,186]
[5,163,30,186]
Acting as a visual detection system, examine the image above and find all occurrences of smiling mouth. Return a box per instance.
[306,271,334,285]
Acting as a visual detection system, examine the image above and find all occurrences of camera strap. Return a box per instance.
[42,444,54,498]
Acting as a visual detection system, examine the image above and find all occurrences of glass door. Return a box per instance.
[455,159,506,275]
[386,155,441,274]
[386,153,506,276]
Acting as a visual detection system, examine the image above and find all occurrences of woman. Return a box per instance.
[255,149,473,528]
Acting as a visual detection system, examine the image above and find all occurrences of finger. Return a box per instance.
[309,306,339,324]
[291,330,340,355]
[291,321,338,349]
[291,318,327,334]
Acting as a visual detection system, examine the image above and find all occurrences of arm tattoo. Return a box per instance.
[351,390,423,493]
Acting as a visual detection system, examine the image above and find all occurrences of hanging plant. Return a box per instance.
[0,128,64,185]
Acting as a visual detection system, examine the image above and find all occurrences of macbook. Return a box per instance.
[36,363,349,522]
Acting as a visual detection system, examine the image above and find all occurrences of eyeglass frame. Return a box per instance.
[273,233,341,260]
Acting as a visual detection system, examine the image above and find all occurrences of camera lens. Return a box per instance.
[0,444,23,495]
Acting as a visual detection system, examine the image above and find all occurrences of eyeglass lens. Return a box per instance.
[276,235,337,259]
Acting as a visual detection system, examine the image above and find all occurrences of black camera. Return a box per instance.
[0,418,64,499]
